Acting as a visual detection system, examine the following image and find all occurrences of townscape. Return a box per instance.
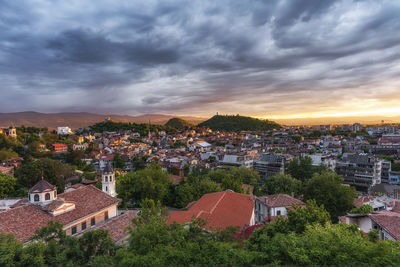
[2,115,400,265]
[2,0,400,265]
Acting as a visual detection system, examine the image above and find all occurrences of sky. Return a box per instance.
[1,0,400,121]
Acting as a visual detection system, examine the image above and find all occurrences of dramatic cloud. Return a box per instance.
[1,0,400,118]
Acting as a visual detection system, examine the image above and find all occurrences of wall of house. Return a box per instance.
[63,205,118,235]
[249,208,256,226]
[270,207,287,217]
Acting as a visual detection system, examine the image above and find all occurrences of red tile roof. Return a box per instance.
[369,211,400,240]
[0,185,120,243]
[353,196,374,208]
[167,190,254,231]
[29,180,56,193]
[257,194,304,208]
[90,211,137,243]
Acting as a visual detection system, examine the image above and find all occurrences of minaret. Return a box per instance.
[102,162,116,197]
[8,125,17,138]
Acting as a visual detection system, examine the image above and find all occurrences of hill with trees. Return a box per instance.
[198,114,281,132]
[165,118,193,129]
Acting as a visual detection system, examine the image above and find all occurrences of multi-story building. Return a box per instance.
[253,153,285,180]
[220,154,253,168]
[336,154,389,189]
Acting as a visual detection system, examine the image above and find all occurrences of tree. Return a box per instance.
[170,176,221,208]
[14,158,74,193]
[303,172,356,220]
[0,173,17,198]
[285,156,328,182]
[248,222,400,266]
[117,164,172,206]
[349,204,373,214]
[262,173,302,196]
[0,148,18,162]
[113,152,125,169]
[204,166,260,192]
[132,156,146,171]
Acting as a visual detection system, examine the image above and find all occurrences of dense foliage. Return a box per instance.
[303,171,356,221]
[285,156,328,182]
[261,173,302,196]
[14,158,75,194]
[117,164,173,206]
[0,173,17,198]
[87,120,176,135]
[198,115,281,132]
[2,200,400,266]
[165,118,193,129]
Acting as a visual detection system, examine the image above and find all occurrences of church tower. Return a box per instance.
[8,125,17,138]
[102,162,116,197]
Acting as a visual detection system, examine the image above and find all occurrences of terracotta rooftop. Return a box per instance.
[0,185,120,243]
[167,190,254,231]
[353,196,374,208]
[369,211,400,241]
[257,194,304,208]
[29,180,56,193]
[90,211,137,243]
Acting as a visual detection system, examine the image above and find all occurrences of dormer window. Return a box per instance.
[45,193,50,200]
[34,194,39,202]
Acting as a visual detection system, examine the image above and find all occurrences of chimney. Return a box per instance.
[250,193,253,201]
[291,192,294,198]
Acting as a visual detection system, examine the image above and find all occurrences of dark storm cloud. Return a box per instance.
[0,0,400,116]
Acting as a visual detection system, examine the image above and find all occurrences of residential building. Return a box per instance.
[52,143,68,153]
[255,194,304,223]
[57,127,72,135]
[220,154,253,168]
[253,153,285,180]
[336,154,385,189]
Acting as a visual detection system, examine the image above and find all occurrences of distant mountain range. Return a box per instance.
[0,112,206,129]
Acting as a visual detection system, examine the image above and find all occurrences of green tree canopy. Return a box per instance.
[117,164,172,206]
[0,148,18,162]
[262,173,302,196]
[303,171,356,220]
[112,152,125,169]
[14,158,74,193]
[285,156,328,182]
[0,173,17,198]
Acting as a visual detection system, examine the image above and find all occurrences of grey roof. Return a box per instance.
[103,162,114,174]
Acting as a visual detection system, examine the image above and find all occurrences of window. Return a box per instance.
[110,176,112,182]
[45,193,50,200]
[71,226,77,235]
[91,217,95,226]
[34,194,39,202]
[105,176,108,182]
[29,194,31,201]
[277,210,281,216]
[105,186,108,192]
[105,211,109,220]
[81,222,87,230]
